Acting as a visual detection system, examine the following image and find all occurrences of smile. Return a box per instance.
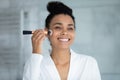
[58,38,70,42]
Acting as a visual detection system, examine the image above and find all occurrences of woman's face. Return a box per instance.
[48,14,75,49]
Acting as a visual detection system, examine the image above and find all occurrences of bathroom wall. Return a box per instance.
[0,0,120,80]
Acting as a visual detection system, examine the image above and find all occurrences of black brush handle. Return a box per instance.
[23,30,32,35]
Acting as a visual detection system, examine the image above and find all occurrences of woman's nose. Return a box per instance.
[61,29,68,35]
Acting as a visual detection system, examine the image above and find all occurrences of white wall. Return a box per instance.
[0,0,120,80]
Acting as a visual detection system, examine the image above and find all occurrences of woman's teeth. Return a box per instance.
[59,38,69,42]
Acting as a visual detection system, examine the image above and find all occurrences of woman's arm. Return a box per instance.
[23,29,46,80]
[23,54,43,80]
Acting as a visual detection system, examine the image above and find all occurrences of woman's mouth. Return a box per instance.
[58,38,70,42]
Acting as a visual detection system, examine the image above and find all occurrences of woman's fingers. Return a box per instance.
[31,29,46,53]
[32,30,45,42]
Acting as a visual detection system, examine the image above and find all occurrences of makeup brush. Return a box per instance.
[23,30,52,36]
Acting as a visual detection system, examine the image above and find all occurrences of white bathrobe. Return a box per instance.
[23,49,101,80]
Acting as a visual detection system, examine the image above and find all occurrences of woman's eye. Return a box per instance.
[54,26,61,30]
[68,27,74,31]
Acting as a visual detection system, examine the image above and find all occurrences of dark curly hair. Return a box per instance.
[45,1,75,29]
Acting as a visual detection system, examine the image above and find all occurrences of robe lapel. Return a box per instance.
[44,56,61,80]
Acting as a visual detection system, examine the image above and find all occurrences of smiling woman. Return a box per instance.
[23,1,101,80]
[49,14,75,49]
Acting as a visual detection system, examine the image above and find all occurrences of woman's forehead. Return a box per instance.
[50,14,74,25]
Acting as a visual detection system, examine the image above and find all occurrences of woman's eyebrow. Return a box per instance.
[68,24,74,27]
[52,22,62,26]
[52,22,74,27]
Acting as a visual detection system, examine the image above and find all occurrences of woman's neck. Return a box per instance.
[50,48,71,65]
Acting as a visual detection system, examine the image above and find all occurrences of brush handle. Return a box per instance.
[23,30,32,35]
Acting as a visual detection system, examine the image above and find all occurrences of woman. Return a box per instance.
[23,1,101,80]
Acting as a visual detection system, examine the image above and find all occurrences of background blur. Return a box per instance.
[0,0,120,80]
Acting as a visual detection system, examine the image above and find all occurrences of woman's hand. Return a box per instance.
[31,29,46,54]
